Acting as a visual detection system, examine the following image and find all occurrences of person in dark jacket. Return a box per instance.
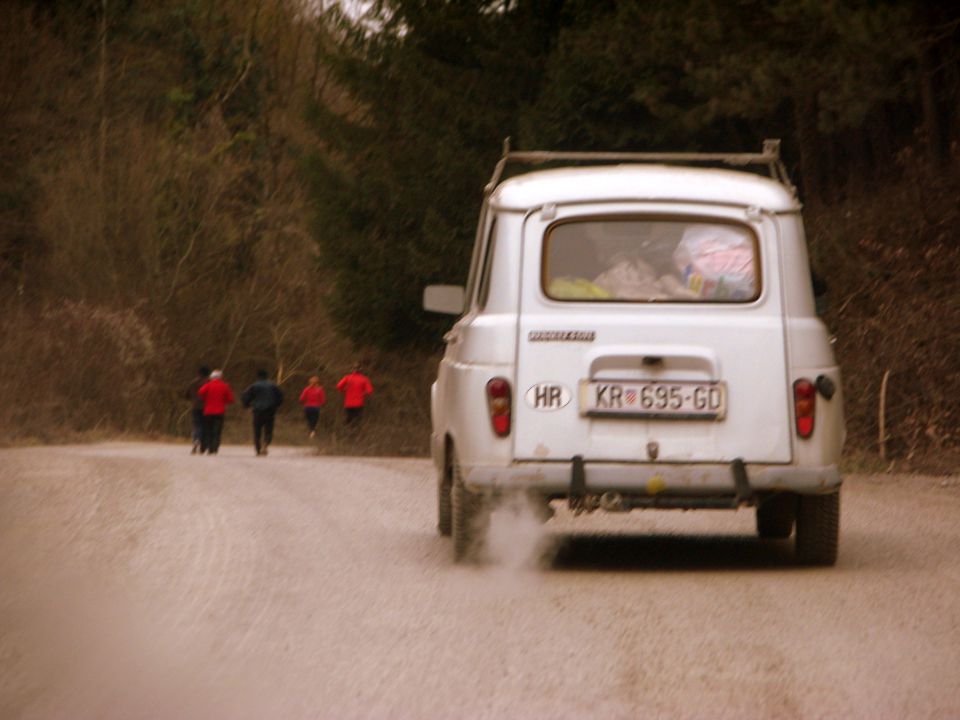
[197,369,235,454]
[241,369,284,456]
[185,365,211,454]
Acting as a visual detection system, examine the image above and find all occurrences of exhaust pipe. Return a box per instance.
[599,491,625,512]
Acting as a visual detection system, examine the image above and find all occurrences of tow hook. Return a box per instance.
[599,491,625,512]
[568,456,620,514]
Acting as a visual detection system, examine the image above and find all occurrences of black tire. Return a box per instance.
[795,490,840,565]
[756,494,796,539]
[437,461,452,537]
[452,461,488,562]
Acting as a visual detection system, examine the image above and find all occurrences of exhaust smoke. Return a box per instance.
[483,494,556,570]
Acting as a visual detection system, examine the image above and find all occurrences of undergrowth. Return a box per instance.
[808,148,960,472]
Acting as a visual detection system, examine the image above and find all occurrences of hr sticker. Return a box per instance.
[525,383,572,411]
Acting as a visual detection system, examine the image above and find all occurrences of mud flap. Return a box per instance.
[732,457,754,506]
[568,454,586,511]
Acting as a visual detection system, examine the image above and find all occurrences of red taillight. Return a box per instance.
[486,377,511,437]
[794,378,816,438]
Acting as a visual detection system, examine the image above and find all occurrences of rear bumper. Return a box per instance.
[461,458,841,497]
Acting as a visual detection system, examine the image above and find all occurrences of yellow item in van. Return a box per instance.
[548,277,611,299]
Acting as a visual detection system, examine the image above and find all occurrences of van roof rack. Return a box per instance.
[484,138,795,197]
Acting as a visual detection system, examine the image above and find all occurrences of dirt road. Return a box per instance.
[1,443,958,719]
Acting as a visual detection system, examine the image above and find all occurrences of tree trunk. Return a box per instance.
[918,44,944,166]
[793,92,822,207]
[98,0,108,182]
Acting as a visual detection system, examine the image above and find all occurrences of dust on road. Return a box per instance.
[1,443,959,719]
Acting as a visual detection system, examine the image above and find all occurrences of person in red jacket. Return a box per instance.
[197,369,235,454]
[299,375,326,438]
[336,364,373,424]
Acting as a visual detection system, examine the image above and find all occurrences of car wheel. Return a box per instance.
[452,459,488,562]
[437,455,452,537]
[795,490,840,565]
[756,493,796,539]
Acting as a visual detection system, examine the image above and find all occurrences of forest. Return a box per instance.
[0,0,957,468]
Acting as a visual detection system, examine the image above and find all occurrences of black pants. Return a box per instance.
[345,407,363,424]
[202,414,224,454]
[304,407,320,432]
[252,408,276,454]
[191,408,204,444]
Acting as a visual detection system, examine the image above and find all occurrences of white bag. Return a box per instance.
[673,226,756,300]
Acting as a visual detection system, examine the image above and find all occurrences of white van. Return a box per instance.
[424,140,844,565]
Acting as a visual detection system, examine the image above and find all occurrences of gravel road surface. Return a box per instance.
[1,442,959,719]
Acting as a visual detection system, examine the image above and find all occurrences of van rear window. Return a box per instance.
[543,218,759,303]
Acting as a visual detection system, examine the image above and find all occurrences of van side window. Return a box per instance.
[543,218,760,303]
[477,219,497,309]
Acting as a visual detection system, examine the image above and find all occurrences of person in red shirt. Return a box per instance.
[336,364,373,424]
[299,375,326,438]
[196,369,235,454]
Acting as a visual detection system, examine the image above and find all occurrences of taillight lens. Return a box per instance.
[794,378,816,438]
[486,377,511,437]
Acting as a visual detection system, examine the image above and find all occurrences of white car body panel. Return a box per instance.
[513,202,791,465]
[427,162,844,499]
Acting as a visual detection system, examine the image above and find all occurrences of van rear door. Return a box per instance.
[512,206,792,464]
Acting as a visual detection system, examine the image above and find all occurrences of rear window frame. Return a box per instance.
[540,213,763,304]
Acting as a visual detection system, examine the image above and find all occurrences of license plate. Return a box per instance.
[580,380,726,420]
